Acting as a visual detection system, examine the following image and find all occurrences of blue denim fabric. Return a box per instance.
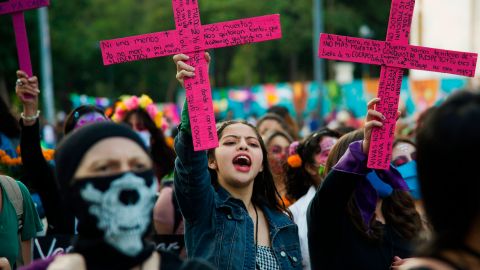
[174,129,302,270]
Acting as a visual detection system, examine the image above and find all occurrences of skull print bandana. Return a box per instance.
[70,170,157,269]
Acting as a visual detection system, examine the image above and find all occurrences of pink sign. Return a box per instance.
[318,0,478,169]
[0,0,50,77]
[320,35,477,77]
[100,1,281,151]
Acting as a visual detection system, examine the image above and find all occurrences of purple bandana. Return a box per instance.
[333,140,409,231]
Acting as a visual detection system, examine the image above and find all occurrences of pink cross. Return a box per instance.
[0,0,50,77]
[100,0,282,151]
[318,0,477,169]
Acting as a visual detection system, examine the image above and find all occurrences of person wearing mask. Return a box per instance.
[307,98,423,270]
[21,122,214,270]
[15,70,109,235]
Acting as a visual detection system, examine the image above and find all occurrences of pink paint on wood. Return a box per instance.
[174,0,218,150]
[368,0,415,170]
[100,15,281,66]
[99,0,282,151]
[12,12,32,76]
[0,0,49,15]
[319,34,477,77]
[318,0,478,169]
[1,0,50,77]
[100,30,180,66]
[202,15,282,50]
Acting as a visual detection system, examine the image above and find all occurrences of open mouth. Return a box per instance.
[232,154,252,172]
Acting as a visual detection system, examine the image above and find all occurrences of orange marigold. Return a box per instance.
[287,154,302,168]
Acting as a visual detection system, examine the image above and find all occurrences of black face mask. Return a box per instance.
[69,170,157,269]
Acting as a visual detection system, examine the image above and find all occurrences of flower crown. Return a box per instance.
[287,141,302,168]
[111,94,164,129]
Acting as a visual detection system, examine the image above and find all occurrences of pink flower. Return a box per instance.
[289,141,300,156]
[124,96,139,110]
[146,104,158,120]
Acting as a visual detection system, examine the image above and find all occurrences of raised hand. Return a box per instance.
[173,52,211,88]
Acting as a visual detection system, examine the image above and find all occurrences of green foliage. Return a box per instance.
[0,0,389,109]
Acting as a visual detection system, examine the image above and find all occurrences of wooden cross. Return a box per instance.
[318,0,477,169]
[100,0,282,151]
[0,0,50,76]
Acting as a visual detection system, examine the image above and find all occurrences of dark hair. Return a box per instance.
[286,128,340,200]
[64,105,106,135]
[324,129,364,177]
[326,129,422,242]
[264,130,293,147]
[123,109,176,181]
[267,105,300,139]
[334,126,356,137]
[416,91,480,254]
[0,97,20,138]
[207,120,290,217]
[256,113,296,140]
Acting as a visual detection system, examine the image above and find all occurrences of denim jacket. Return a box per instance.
[174,130,302,270]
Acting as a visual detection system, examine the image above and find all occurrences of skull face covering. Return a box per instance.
[54,122,157,269]
[70,170,157,256]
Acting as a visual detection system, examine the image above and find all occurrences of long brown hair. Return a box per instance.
[327,129,422,242]
[207,120,291,217]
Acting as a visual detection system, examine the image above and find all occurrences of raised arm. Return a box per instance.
[307,98,390,269]
[173,53,216,222]
[16,71,74,234]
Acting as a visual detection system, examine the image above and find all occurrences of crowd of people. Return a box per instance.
[0,52,479,270]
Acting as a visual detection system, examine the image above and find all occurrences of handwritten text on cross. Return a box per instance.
[318,0,477,169]
[100,0,282,151]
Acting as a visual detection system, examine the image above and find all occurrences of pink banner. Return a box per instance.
[319,34,477,77]
[100,0,282,151]
[0,0,49,15]
[100,14,281,66]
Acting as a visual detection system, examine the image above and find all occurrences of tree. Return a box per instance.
[0,0,389,111]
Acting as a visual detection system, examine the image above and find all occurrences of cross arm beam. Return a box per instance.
[0,0,49,15]
[319,34,478,77]
[100,14,281,66]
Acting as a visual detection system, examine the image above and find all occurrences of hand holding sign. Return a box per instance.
[15,70,40,125]
[362,98,401,155]
[174,53,211,88]
[15,71,40,103]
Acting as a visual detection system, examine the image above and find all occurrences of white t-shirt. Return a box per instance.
[289,186,316,270]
